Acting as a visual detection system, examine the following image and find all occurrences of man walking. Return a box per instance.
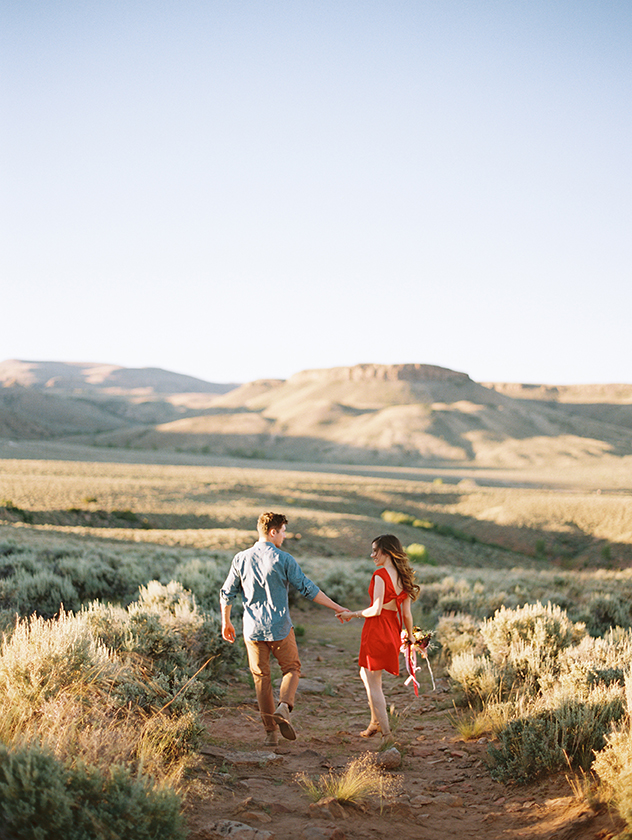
[220,512,347,746]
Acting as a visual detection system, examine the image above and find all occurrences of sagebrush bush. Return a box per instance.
[85,585,241,709]
[593,727,632,831]
[0,610,115,717]
[592,672,632,835]
[480,602,586,692]
[312,564,374,609]
[558,628,632,692]
[0,539,234,620]
[448,652,500,707]
[0,582,238,787]
[435,612,485,662]
[578,592,632,637]
[444,602,629,785]
[171,555,231,611]
[448,602,587,704]
[489,685,625,783]
[0,741,185,840]
[482,602,585,664]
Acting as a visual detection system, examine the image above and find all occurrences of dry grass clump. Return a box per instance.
[296,753,401,805]
[451,709,494,741]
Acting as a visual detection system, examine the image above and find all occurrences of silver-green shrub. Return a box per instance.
[435,612,485,661]
[0,741,185,840]
[0,609,115,709]
[480,602,586,692]
[489,683,625,783]
[448,652,500,707]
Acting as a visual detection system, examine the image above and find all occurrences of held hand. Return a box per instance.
[336,609,355,623]
[222,621,236,643]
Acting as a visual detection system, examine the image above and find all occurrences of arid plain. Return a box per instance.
[1,359,632,839]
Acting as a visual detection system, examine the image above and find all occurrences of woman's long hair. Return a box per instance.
[372,534,420,601]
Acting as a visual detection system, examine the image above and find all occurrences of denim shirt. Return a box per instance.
[220,540,320,641]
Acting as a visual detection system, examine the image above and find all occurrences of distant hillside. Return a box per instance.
[0,360,239,440]
[1,360,631,468]
[0,360,237,395]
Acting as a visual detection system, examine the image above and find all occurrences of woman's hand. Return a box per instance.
[336,609,355,623]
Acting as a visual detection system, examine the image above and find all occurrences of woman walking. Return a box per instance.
[338,535,420,740]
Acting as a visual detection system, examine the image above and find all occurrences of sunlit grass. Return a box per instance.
[295,753,401,805]
[450,709,494,741]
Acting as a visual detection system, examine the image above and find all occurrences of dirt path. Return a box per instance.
[186,609,623,840]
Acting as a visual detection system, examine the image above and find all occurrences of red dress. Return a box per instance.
[358,568,408,675]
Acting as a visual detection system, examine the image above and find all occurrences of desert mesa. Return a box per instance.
[1,358,631,472]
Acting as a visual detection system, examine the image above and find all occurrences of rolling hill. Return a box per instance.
[1,359,631,468]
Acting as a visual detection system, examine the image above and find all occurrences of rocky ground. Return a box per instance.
[185,608,624,840]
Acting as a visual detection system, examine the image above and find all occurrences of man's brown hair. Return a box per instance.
[257,511,288,537]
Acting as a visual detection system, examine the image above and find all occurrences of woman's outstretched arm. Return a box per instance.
[342,575,386,620]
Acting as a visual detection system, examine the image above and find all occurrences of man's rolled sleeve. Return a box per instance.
[220,561,242,606]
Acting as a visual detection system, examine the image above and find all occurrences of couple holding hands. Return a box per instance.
[220,512,420,746]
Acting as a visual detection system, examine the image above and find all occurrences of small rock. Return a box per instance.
[387,802,413,817]
[269,803,292,815]
[301,824,346,840]
[410,795,433,807]
[298,678,331,694]
[375,747,401,769]
[410,746,434,758]
[240,811,272,824]
[309,797,347,819]
[234,797,260,813]
[240,778,273,789]
[433,793,464,807]
[206,820,275,840]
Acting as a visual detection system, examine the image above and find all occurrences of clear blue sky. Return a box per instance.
[1,1,630,385]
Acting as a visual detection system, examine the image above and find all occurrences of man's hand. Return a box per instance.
[222,620,236,643]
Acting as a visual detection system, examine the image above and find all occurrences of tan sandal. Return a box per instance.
[360,723,381,738]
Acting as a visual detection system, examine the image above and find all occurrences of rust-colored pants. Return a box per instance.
[244,629,301,732]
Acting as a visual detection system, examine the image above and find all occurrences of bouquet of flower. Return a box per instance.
[400,627,435,694]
